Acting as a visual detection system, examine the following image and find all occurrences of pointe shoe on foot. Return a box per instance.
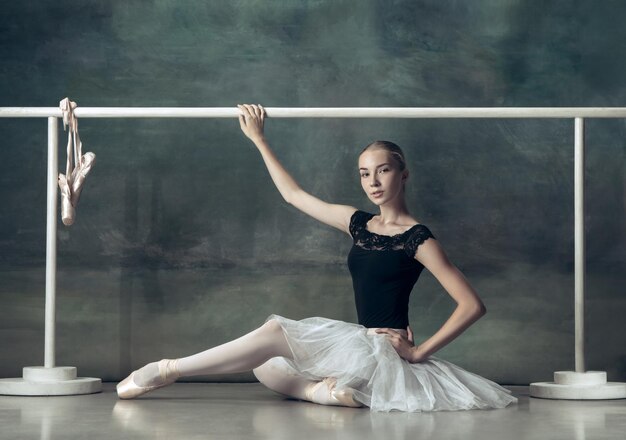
[116,359,180,399]
[331,387,364,408]
[304,377,364,408]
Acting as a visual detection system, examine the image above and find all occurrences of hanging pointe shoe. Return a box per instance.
[304,377,364,408]
[69,151,96,207]
[116,359,180,400]
[58,173,75,226]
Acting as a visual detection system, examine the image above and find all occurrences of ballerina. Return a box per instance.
[116,103,517,412]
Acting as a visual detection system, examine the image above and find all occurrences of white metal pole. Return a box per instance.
[574,117,585,373]
[45,117,58,368]
[2,107,626,119]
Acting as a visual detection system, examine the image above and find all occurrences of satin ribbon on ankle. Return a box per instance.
[158,359,181,382]
[57,97,96,226]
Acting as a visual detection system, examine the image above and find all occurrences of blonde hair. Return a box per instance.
[360,140,408,191]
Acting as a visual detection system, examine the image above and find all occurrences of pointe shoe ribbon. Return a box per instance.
[116,359,180,400]
[57,97,96,226]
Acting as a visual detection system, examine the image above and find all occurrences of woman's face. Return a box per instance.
[358,149,407,205]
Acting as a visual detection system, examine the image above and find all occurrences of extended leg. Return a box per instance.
[130,319,294,388]
[177,318,295,376]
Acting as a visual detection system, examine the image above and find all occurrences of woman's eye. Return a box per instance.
[379,168,389,173]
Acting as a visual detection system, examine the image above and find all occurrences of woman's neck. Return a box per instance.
[375,197,413,225]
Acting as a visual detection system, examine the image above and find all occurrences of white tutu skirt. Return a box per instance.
[263,314,518,413]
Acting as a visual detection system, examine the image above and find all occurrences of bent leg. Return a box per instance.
[253,358,317,401]
[253,358,364,408]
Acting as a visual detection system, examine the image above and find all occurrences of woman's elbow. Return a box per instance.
[477,302,487,317]
[463,300,486,319]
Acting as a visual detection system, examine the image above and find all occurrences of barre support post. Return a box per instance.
[0,117,102,395]
[45,116,58,368]
[574,116,585,374]
[529,117,626,399]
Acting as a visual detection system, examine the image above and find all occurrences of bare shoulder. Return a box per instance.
[326,204,359,237]
[288,188,358,237]
[337,204,360,236]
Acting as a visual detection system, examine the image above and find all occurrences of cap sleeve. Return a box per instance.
[349,209,366,239]
[404,225,436,259]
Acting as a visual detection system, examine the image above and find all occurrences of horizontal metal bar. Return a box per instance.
[1,107,626,119]
[0,108,63,118]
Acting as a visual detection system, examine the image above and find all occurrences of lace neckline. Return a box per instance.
[364,214,421,238]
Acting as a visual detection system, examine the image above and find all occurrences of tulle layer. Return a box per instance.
[263,314,518,413]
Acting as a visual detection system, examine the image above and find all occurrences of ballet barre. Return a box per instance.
[2,106,626,118]
[0,106,625,400]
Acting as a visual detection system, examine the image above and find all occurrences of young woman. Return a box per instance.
[116,104,517,412]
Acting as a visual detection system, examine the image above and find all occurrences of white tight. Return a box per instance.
[134,319,336,404]
[177,319,295,376]
[252,358,320,402]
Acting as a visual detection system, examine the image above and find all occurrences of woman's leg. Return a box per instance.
[253,359,364,407]
[132,319,294,386]
[177,318,295,376]
[126,318,363,407]
[252,359,317,401]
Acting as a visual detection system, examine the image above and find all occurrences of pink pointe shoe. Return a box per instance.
[58,173,75,226]
[69,151,96,207]
[116,359,180,399]
[57,97,96,227]
[331,387,364,408]
[304,377,364,408]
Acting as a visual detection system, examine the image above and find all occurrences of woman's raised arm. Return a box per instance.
[238,103,357,237]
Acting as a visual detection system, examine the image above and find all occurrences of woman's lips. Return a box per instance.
[372,191,384,198]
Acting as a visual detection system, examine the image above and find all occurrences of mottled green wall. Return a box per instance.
[0,1,624,384]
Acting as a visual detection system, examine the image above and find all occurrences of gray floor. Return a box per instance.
[1,384,625,439]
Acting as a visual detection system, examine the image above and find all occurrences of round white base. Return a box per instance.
[0,366,102,396]
[530,381,626,400]
[553,370,606,385]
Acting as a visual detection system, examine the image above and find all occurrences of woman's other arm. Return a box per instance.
[409,239,487,362]
[238,104,357,236]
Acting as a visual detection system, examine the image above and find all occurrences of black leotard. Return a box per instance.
[347,209,436,329]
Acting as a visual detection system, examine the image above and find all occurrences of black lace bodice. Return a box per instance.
[349,210,436,257]
[347,209,436,329]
